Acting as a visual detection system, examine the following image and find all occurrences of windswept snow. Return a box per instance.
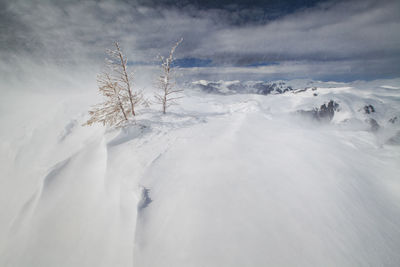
[1,79,400,266]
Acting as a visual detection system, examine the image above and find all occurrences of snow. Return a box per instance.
[1,78,400,266]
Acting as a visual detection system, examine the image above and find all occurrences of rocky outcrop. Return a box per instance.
[389,116,398,124]
[195,82,224,94]
[298,100,339,122]
[363,105,375,114]
[253,82,294,95]
[293,87,317,94]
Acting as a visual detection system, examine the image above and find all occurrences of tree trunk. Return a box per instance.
[115,42,136,117]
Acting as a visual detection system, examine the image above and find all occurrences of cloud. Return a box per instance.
[0,0,399,83]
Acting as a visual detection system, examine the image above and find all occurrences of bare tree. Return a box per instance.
[112,42,140,117]
[84,73,128,126]
[155,38,183,114]
[85,42,142,127]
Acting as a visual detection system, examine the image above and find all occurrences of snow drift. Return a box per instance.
[1,78,400,266]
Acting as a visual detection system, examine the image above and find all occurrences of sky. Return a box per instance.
[1,0,400,82]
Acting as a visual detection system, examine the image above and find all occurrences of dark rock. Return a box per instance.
[318,100,340,121]
[297,100,339,122]
[293,88,308,94]
[293,87,316,94]
[363,105,375,114]
[313,93,318,96]
[227,82,246,92]
[196,82,223,94]
[254,82,275,95]
[138,186,152,211]
[253,82,293,95]
[389,116,398,124]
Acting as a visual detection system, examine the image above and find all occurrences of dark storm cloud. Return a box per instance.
[130,0,327,24]
[0,0,399,81]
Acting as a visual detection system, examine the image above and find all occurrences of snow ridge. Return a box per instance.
[1,79,400,266]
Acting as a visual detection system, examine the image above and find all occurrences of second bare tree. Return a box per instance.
[155,38,183,114]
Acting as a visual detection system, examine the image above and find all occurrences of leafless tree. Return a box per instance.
[84,73,128,126]
[85,42,142,126]
[155,38,183,114]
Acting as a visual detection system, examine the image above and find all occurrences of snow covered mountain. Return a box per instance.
[1,78,400,266]
[191,80,295,95]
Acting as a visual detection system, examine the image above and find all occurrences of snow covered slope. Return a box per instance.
[1,79,400,266]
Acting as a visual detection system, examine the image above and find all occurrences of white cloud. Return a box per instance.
[1,0,399,82]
